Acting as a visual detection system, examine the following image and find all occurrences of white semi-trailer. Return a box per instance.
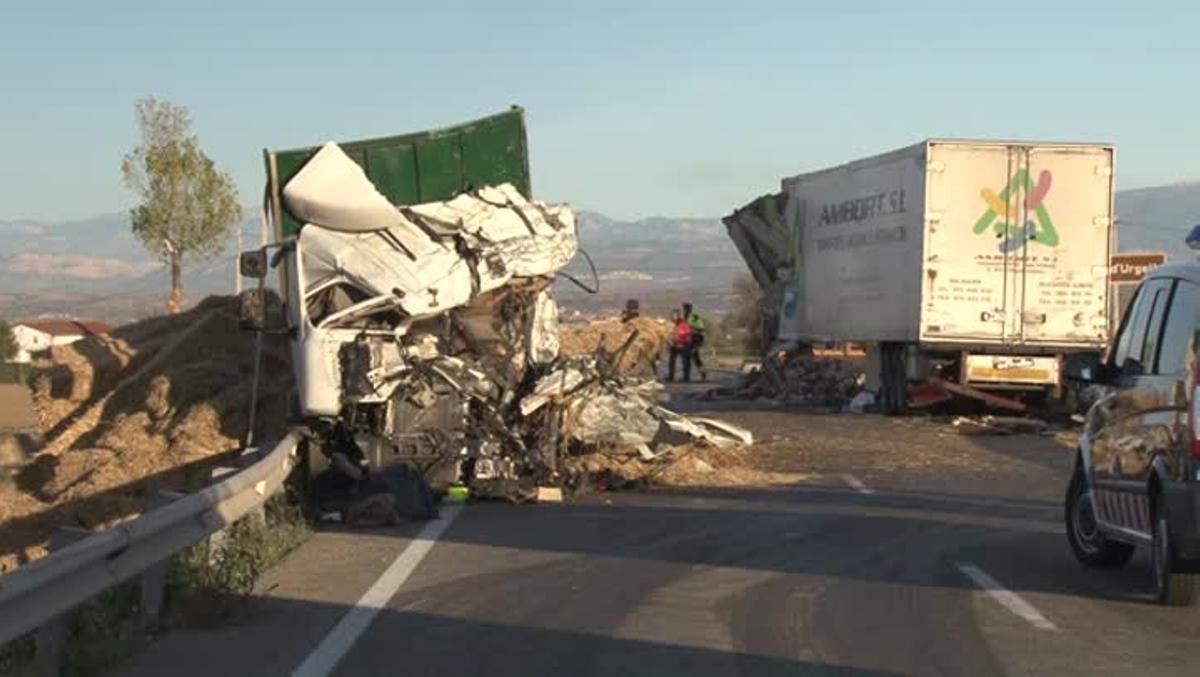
[730,140,1115,411]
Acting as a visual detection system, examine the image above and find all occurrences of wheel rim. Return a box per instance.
[1072,490,1101,554]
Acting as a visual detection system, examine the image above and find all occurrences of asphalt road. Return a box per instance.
[120,404,1200,676]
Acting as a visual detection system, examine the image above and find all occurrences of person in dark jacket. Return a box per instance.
[621,298,640,323]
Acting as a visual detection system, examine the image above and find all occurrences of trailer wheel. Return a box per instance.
[879,342,907,415]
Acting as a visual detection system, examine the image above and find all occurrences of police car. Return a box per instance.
[1064,227,1200,605]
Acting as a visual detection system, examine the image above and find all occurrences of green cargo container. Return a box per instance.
[265,107,532,239]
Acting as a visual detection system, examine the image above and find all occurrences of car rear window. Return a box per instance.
[1117,279,1169,377]
[1155,280,1200,376]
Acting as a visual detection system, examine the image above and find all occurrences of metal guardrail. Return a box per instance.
[0,431,300,647]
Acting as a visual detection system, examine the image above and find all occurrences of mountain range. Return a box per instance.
[2,183,1198,323]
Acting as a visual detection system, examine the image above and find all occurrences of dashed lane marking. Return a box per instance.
[841,474,875,495]
[956,562,1058,631]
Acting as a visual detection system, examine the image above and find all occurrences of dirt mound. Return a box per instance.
[1,295,293,572]
[558,317,672,376]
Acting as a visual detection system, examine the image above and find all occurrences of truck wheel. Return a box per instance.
[879,343,907,415]
[1153,495,1198,606]
[1065,471,1133,568]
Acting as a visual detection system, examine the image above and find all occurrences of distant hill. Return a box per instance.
[554,211,743,317]
[0,208,745,322]
[2,182,1198,323]
[0,210,261,297]
[1113,182,1200,258]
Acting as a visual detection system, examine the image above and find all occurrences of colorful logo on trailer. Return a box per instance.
[972,169,1059,253]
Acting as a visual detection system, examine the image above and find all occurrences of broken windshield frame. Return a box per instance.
[316,293,407,330]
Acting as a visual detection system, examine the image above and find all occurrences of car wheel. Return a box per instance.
[1152,495,1198,606]
[1065,470,1134,568]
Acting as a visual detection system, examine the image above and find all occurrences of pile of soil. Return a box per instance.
[0,295,293,572]
[558,317,672,376]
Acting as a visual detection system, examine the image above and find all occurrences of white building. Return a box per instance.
[10,320,111,363]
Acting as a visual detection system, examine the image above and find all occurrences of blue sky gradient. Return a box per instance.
[1,1,1196,221]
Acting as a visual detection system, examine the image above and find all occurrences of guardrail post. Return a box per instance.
[207,467,241,561]
[36,526,89,677]
[139,491,186,623]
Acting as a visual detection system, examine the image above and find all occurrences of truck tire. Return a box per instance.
[879,342,907,415]
[1153,495,1198,606]
[1065,470,1133,568]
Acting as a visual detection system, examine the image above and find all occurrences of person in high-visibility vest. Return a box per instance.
[681,302,708,381]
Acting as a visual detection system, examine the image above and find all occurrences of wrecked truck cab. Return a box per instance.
[244,109,752,510]
[246,109,581,501]
[281,149,578,419]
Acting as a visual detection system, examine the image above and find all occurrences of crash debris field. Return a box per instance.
[245,142,756,508]
[0,295,751,571]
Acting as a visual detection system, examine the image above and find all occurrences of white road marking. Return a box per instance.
[956,562,1058,631]
[841,474,875,495]
[293,505,463,677]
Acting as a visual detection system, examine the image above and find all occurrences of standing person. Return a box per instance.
[667,310,693,382]
[682,302,708,381]
[621,299,640,323]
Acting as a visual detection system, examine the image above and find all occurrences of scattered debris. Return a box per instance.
[725,346,865,405]
[561,443,812,491]
[846,391,875,414]
[927,379,1028,413]
[951,415,1050,436]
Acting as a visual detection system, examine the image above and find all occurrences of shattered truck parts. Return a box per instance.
[245,110,753,510]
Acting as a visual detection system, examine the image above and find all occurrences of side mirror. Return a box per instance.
[240,250,269,279]
[1064,351,1105,383]
[239,288,267,331]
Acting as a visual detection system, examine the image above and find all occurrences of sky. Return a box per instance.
[1,0,1197,222]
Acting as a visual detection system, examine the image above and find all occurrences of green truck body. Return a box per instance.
[265,107,532,238]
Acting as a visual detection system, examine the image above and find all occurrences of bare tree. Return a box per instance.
[122,98,241,314]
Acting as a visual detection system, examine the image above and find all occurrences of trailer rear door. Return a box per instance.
[1019,146,1112,346]
[923,142,1019,343]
